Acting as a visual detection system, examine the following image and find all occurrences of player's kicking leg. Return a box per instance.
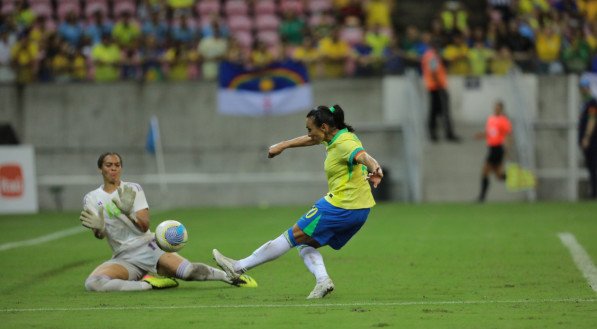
[212,230,295,279]
[158,252,257,288]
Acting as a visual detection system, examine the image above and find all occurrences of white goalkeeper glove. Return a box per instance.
[80,207,105,233]
[112,185,136,217]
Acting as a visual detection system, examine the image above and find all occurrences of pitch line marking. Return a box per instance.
[558,232,597,293]
[0,226,85,252]
[1,298,595,313]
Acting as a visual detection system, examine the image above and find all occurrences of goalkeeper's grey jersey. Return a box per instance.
[83,182,153,255]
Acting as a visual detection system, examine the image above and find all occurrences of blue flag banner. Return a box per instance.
[145,116,159,155]
[217,60,313,116]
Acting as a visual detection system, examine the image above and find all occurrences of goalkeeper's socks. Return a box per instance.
[298,245,329,283]
[85,275,152,291]
[236,234,292,272]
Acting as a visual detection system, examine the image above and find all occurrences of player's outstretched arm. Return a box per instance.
[355,152,383,188]
[268,135,319,158]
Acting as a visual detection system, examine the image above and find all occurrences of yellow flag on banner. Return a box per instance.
[506,162,537,191]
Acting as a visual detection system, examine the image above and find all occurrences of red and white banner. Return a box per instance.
[0,146,38,213]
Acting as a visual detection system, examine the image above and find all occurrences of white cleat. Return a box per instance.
[212,249,241,280]
[307,277,335,299]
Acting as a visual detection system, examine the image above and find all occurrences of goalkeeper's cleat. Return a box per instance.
[213,249,241,280]
[230,274,258,288]
[142,275,179,289]
[307,277,334,299]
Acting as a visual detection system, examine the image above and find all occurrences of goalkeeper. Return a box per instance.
[79,152,257,291]
[213,104,383,299]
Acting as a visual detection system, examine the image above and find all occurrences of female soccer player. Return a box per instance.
[476,101,512,202]
[213,104,383,299]
[80,152,256,291]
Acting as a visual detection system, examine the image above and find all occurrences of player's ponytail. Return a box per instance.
[306,104,354,132]
[328,104,354,132]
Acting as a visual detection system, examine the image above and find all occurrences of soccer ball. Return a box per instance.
[155,220,188,252]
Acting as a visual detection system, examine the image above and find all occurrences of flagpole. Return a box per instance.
[151,115,167,192]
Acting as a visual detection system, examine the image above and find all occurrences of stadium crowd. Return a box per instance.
[0,0,596,84]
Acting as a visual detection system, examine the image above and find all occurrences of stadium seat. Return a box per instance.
[29,0,53,18]
[225,0,249,16]
[279,0,304,15]
[41,16,57,31]
[57,0,81,20]
[233,30,253,49]
[228,15,253,33]
[254,14,280,31]
[113,0,136,17]
[85,0,109,18]
[1,1,14,15]
[308,0,332,14]
[196,0,221,17]
[308,13,334,28]
[256,30,280,47]
[254,0,277,15]
[340,26,364,47]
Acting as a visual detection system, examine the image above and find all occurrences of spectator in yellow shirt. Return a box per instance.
[364,0,392,29]
[50,44,71,82]
[579,0,597,22]
[535,25,563,74]
[292,35,322,79]
[517,0,550,15]
[468,40,494,76]
[442,33,470,75]
[91,34,122,82]
[318,28,352,78]
[112,11,141,48]
[11,33,39,84]
[71,47,88,81]
[163,41,198,81]
[490,46,514,75]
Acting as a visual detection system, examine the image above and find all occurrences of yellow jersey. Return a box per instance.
[323,129,376,209]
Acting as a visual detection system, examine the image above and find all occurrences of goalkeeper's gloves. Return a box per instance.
[112,185,136,216]
[80,207,105,234]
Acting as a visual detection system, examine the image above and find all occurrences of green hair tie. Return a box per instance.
[329,106,336,113]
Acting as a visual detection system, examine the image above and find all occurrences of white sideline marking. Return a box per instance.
[558,232,597,292]
[0,298,594,313]
[0,226,85,252]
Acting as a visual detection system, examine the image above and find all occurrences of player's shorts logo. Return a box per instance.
[0,163,24,197]
[306,207,318,218]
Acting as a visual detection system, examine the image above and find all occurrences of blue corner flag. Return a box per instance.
[146,116,159,155]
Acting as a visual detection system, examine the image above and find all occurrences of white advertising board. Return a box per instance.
[0,145,38,213]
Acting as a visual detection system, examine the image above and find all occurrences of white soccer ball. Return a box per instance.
[155,220,188,252]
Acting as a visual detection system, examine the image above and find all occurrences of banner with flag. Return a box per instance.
[217,60,313,116]
[506,162,537,192]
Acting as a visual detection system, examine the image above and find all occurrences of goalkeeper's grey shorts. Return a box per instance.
[105,238,166,280]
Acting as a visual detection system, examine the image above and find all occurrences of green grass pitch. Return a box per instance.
[0,202,596,328]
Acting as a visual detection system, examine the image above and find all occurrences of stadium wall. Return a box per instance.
[0,75,578,210]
